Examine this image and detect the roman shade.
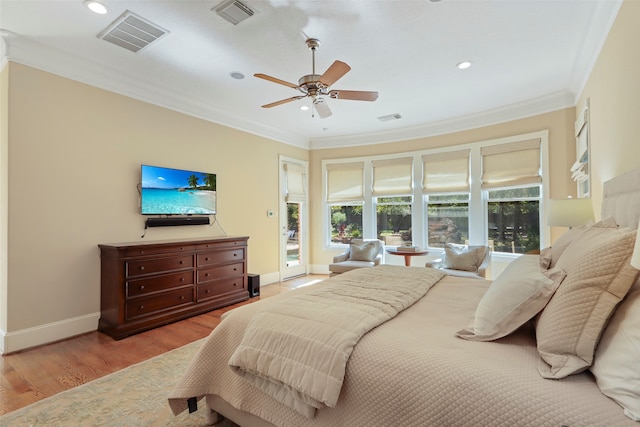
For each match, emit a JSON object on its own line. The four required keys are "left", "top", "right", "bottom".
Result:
{"left": 284, "top": 162, "right": 306, "bottom": 203}
{"left": 481, "top": 138, "right": 542, "bottom": 189}
{"left": 372, "top": 157, "right": 413, "bottom": 196}
{"left": 326, "top": 162, "right": 365, "bottom": 203}
{"left": 422, "top": 150, "right": 470, "bottom": 193}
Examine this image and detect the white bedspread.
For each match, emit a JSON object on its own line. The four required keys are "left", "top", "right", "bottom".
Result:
{"left": 227, "top": 265, "right": 446, "bottom": 417}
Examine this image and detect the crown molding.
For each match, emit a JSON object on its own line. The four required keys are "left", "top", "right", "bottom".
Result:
{"left": 309, "top": 90, "right": 575, "bottom": 149}
{"left": 0, "top": 32, "right": 310, "bottom": 149}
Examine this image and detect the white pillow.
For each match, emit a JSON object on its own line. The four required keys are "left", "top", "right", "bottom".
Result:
{"left": 456, "top": 255, "right": 565, "bottom": 341}
{"left": 442, "top": 243, "right": 487, "bottom": 272}
{"left": 590, "top": 285, "right": 640, "bottom": 421}
{"left": 349, "top": 241, "right": 378, "bottom": 262}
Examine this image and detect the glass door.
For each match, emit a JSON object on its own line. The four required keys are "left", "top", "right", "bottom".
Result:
{"left": 280, "top": 158, "right": 308, "bottom": 280}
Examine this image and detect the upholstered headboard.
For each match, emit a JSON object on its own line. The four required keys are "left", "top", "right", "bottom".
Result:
{"left": 602, "top": 167, "right": 640, "bottom": 229}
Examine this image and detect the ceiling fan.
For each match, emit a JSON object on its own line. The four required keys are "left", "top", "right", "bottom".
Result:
{"left": 254, "top": 38, "right": 379, "bottom": 118}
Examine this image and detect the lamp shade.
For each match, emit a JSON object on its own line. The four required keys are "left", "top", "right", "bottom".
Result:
{"left": 632, "top": 221, "right": 640, "bottom": 269}
{"left": 547, "top": 198, "right": 594, "bottom": 228}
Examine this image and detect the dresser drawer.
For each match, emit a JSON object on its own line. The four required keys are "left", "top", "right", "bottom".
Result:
{"left": 126, "top": 255, "right": 194, "bottom": 278}
{"left": 197, "top": 276, "right": 245, "bottom": 301}
{"left": 125, "top": 288, "right": 194, "bottom": 320}
{"left": 197, "top": 249, "right": 245, "bottom": 267}
{"left": 196, "top": 240, "right": 246, "bottom": 251}
{"left": 197, "top": 262, "right": 244, "bottom": 284}
{"left": 126, "top": 271, "right": 194, "bottom": 297}
{"left": 125, "top": 244, "right": 195, "bottom": 257}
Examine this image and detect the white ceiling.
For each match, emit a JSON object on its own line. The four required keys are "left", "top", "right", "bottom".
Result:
{"left": 0, "top": 0, "right": 622, "bottom": 149}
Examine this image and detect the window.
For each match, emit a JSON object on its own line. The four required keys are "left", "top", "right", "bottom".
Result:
{"left": 426, "top": 194, "right": 469, "bottom": 248}
{"left": 326, "top": 162, "right": 364, "bottom": 244}
{"left": 322, "top": 131, "right": 549, "bottom": 251}
{"left": 487, "top": 186, "right": 540, "bottom": 254}
{"left": 423, "top": 150, "right": 470, "bottom": 248}
{"left": 377, "top": 196, "right": 412, "bottom": 246}
{"left": 330, "top": 204, "right": 363, "bottom": 243}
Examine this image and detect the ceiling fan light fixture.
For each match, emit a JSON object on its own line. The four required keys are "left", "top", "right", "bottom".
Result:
{"left": 84, "top": 0, "right": 108, "bottom": 14}
{"left": 300, "top": 105, "right": 309, "bottom": 111}
{"left": 456, "top": 61, "right": 472, "bottom": 70}
{"left": 229, "top": 71, "right": 245, "bottom": 79}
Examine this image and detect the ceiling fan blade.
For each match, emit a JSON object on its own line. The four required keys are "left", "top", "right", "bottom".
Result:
{"left": 318, "top": 60, "right": 351, "bottom": 87}
{"left": 254, "top": 73, "right": 299, "bottom": 89}
{"left": 261, "top": 96, "right": 305, "bottom": 108}
{"left": 329, "top": 90, "right": 379, "bottom": 102}
{"left": 313, "top": 98, "right": 332, "bottom": 118}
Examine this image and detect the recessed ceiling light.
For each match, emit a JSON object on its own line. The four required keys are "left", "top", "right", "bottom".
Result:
{"left": 456, "top": 61, "right": 472, "bottom": 70}
{"left": 83, "top": 0, "right": 108, "bottom": 14}
{"left": 229, "top": 71, "right": 245, "bottom": 79}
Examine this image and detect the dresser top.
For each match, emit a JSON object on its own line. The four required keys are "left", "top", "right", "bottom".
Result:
{"left": 99, "top": 235, "right": 248, "bottom": 249}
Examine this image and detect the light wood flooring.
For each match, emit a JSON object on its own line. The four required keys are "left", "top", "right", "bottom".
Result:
{"left": 0, "top": 274, "right": 328, "bottom": 415}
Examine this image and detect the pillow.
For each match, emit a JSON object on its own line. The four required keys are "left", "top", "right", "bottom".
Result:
{"left": 536, "top": 227, "right": 639, "bottom": 379}
{"left": 349, "top": 241, "right": 378, "bottom": 262}
{"left": 442, "top": 244, "right": 487, "bottom": 272}
{"left": 590, "top": 286, "right": 640, "bottom": 421}
{"left": 456, "top": 255, "right": 566, "bottom": 341}
{"left": 543, "top": 218, "right": 617, "bottom": 269}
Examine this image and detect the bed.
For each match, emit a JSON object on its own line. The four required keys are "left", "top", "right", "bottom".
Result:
{"left": 169, "top": 167, "right": 640, "bottom": 426}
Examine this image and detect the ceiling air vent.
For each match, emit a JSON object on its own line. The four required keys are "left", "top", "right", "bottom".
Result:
{"left": 213, "top": 0, "right": 257, "bottom": 25}
{"left": 97, "top": 10, "right": 169, "bottom": 53}
{"left": 378, "top": 113, "right": 402, "bottom": 122}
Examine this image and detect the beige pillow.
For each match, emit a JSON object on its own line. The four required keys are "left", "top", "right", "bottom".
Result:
{"left": 457, "top": 255, "right": 565, "bottom": 341}
{"left": 543, "top": 218, "right": 618, "bottom": 269}
{"left": 536, "top": 227, "right": 639, "bottom": 379}
{"left": 442, "top": 244, "right": 486, "bottom": 272}
{"left": 590, "top": 285, "right": 640, "bottom": 421}
{"left": 349, "top": 241, "right": 378, "bottom": 262}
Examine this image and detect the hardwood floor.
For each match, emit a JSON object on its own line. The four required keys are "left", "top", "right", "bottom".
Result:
{"left": 0, "top": 274, "right": 328, "bottom": 415}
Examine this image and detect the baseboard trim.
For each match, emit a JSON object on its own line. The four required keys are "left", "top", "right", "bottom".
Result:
{"left": 1, "top": 312, "right": 100, "bottom": 354}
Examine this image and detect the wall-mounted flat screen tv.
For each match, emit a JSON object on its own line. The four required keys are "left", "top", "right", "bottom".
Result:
{"left": 141, "top": 164, "right": 217, "bottom": 215}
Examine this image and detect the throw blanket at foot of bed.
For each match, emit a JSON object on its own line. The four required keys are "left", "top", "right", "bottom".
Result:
{"left": 228, "top": 265, "right": 446, "bottom": 418}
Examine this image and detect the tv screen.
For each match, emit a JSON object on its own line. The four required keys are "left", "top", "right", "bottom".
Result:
{"left": 141, "top": 165, "right": 217, "bottom": 215}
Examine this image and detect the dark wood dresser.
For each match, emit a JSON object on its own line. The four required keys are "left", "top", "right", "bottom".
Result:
{"left": 98, "top": 236, "right": 249, "bottom": 339}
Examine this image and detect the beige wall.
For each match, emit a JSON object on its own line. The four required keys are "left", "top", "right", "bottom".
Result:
{"left": 309, "top": 108, "right": 577, "bottom": 266}
{"left": 577, "top": 0, "right": 640, "bottom": 215}
{"left": 2, "top": 63, "right": 306, "bottom": 349}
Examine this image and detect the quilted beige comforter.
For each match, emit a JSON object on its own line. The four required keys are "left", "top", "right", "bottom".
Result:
{"left": 169, "top": 266, "right": 635, "bottom": 426}
{"left": 228, "top": 266, "right": 445, "bottom": 418}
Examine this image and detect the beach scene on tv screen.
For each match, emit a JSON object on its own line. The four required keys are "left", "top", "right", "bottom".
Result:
{"left": 141, "top": 165, "right": 216, "bottom": 215}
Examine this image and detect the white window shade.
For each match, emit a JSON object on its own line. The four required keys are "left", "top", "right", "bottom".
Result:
{"left": 572, "top": 107, "right": 589, "bottom": 183}
{"left": 326, "top": 162, "right": 364, "bottom": 203}
{"left": 372, "top": 157, "right": 413, "bottom": 196}
{"left": 481, "top": 138, "right": 542, "bottom": 189}
{"left": 422, "top": 150, "right": 470, "bottom": 193}
{"left": 284, "top": 162, "right": 306, "bottom": 203}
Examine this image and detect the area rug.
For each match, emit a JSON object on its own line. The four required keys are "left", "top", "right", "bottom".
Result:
{"left": 0, "top": 339, "right": 236, "bottom": 427}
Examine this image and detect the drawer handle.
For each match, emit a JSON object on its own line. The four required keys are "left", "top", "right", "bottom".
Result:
{"left": 140, "top": 285, "right": 145, "bottom": 290}
{"left": 233, "top": 282, "right": 237, "bottom": 287}
{"left": 179, "top": 260, "right": 183, "bottom": 264}
{"left": 180, "top": 296, "right": 185, "bottom": 300}
{"left": 205, "top": 289, "right": 210, "bottom": 294}
{"left": 234, "top": 253, "right": 237, "bottom": 257}
{"left": 139, "top": 305, "right": 144, "bottom": 310}
{"left": 180, "top": 278, "right": 184, "bottom": 282}
{"left": 205, "top": 273, "right": 209, "bottom": 277}
{"left": 205, "top": 257, "right": 209, "bottom": 261}
{"left": 233, "top": 267, "right": 237, "bottom": 271}
{"left": 139, "top": 266, "right": 145, "bottom": 271}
